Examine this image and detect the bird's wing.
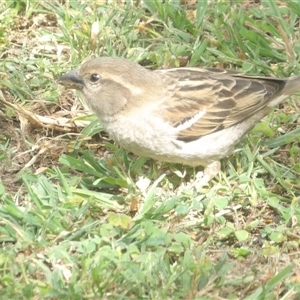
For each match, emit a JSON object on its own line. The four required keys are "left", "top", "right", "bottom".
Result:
{"left": 156, "top": 67, "right": 287, "bottom": 142}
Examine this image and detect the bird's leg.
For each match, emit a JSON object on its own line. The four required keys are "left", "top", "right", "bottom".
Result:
{"left": 194, "top": 161, "right": 221, "bottom": 190}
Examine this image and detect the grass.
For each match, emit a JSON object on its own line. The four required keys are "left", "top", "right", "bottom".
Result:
{"left": 1, "top": 0, "right": 300, "bottom": 298}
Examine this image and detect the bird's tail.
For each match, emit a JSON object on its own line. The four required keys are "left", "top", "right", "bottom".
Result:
{"left": 284, "top": 75, "right": 300, "bottom": 95}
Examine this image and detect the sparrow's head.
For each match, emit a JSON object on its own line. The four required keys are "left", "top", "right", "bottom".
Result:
{"left": 58, "top": 57, "right": 158, "bottom": 118}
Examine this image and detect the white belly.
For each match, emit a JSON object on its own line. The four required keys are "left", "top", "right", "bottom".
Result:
{"left": 101, "top": 112, "right": 252, "bottom": 167}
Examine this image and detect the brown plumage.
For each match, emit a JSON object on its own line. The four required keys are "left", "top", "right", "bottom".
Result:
{"left": 159, "top": 67, "right": 288, "bottom": 141}
{"left": 58, "top": 57, "right": 300, "bottom": 186}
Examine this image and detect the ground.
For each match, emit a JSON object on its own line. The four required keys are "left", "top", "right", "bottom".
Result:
{"left": 0, "top": 1, "right": 300, "bottom": 299}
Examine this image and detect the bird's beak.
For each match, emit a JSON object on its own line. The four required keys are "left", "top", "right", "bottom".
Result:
{"left": 57, "top": 69, "right": 84, "bottom": 90}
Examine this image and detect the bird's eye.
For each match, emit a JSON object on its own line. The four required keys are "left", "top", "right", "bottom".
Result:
{"left": 90, "top": 74, "right": 101, "bottom": 82}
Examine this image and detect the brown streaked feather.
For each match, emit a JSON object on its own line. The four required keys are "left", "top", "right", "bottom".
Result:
{"left": 156, "top": 68, "right": 287, "bottom": 142}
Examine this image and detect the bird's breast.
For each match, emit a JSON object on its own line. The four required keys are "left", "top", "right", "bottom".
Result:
{"left": 100, "top": 112, "right": 254, "bottom": 167}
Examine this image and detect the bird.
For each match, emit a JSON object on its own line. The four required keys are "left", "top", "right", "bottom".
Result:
{"left": 57, "top": 57, "right": 300, "bottom": 186}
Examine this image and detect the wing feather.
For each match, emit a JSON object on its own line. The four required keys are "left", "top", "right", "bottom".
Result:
{"left": 155, "top": 68, "right": 287, "bottom": 142}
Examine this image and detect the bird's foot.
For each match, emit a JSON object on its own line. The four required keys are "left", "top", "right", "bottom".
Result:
{"left": 193, "top": 161, "right": 221, "bottom": 190}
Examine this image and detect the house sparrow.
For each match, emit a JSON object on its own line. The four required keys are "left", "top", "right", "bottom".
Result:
{"left": 58, "top": 57, "right": 300, "bottom": 186}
